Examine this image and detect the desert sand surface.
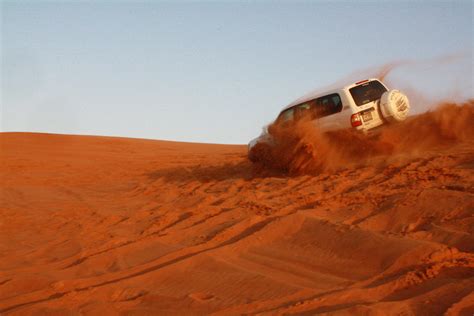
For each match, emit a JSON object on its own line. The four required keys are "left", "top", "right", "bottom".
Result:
{"left": 1, "top": 102, "right": 474, "bottom": 315}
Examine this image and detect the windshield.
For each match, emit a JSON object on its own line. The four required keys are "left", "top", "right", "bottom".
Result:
{"left": 349, "top": 80, "right": 387, "bottom": 106}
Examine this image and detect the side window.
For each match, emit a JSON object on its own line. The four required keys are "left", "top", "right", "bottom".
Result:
{"left": 278, "top": 102, "right": 313, "bottom": 123}
{"left": 278, "top": 94, "right": 342, "bottom": 123}
{"left": 279, "top": 108, "right": 294, "bottom": 122}
{"left": 314, "top": 94, "right": 342, "bottom": 118}
{"left": 294, "top": 102, "right": 312, "bottom": 120}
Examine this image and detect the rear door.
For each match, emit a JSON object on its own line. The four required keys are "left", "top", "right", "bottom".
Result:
{"left": 348, "top": 80, "right": 387, "bottom": 129}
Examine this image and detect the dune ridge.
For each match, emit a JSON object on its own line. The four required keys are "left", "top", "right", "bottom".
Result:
{"left": 0, "top": 103, "right": 473, "bottom": 315}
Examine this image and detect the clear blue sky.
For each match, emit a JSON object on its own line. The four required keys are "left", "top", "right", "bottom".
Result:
{"left": 1, "top": 0, "right": 472, "bottom": 144}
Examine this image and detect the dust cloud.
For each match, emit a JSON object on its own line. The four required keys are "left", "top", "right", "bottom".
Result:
{"left": 252, "top": 100, "right": 474, "bottom": 174}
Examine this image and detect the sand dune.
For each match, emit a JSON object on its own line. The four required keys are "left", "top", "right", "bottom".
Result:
{"left": 1, "top": 104, "right": 473, "bottom": 315}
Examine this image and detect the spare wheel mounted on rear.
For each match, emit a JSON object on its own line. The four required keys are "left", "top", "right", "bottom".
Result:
{"left": 380, "top": 89, "right": 410, "bottom": 122}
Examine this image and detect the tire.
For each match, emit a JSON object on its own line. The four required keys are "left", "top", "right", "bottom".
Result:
{"left": 380, "top": 90, "right": 410, "bottom": 122}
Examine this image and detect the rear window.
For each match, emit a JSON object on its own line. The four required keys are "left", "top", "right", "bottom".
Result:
{"left": 278, "top": 93, "right": 342, "bottom": 122}
{"left": 349, "top": 81, "right": 387, "bottom": 106}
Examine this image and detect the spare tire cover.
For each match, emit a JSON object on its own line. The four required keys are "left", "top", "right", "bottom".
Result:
{"left": 380, "top": 90, "right": 410, "bottom": 122}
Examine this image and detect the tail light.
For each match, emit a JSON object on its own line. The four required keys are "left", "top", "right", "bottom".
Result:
{"left": 351, "top": 113, "right": 362, "bottom": 127}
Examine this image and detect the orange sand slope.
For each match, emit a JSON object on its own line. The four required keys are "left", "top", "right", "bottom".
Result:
{"left": 0, "top": 131, "right": 473, "bottom": 315}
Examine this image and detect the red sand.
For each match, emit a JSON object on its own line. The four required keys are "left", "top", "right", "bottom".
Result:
{"left": 1, "top": 103, "right": 473, "bottom": 315}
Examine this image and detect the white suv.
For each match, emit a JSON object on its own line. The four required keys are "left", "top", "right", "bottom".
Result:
{"left": 248, "top": 78, "right": 410, "bottom": 161}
